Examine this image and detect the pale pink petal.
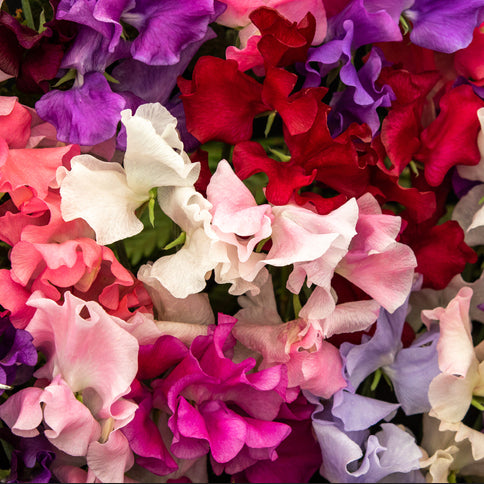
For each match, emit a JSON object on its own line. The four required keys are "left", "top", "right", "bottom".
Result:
{"left": 87, "top": 430, "right": 134, "bottom": 483}
{"left": 26, "top": 291, "right": 139, "bottom": 419}
{"left": 0, "top": 387, "right": 43, "bottom": 437}
{"left": 266, "top": 199, "right": 358, "bottom": 268}
{"left": 422, "top": 287, "right": 475, "bottom": 377}
{"left": 429, "top": 372, "right": 477, "bottom": 424}
{"left": 336, "top": 194, "right": 417, "bottom": 313}
{"left": 316, "top": 299, "right": 381, "bottom": 339}
{"left": 138, "top": 262, "right": 215, "bottom": 325}
{"left": 207, "top": 160, "right": 273, "bottom": 262}
{"left": 235, "top": 275, "right": 283, "bottom": 326}
{"left": 42, "top": 377, "right": 101, "bottom": 456}
{"left": 287, "top": 341, "right": 346, "bottom": 398}
{"left": 336, "top": 243, "right": 416, "bottom": 313}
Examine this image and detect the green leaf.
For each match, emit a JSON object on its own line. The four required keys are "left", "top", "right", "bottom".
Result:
{"left": 123, "top": 203, "right": 173, "bottom": 267}
{"left": 103, "top": 71, "right": 120, "bottom": 84}
{"left": 370, "top": 368, "right": 383, "bottom": 391}
{"left": 399, "top": 14, "right": 411, "bottom": 36}
{"left": 269, "top": 147, "right": 291, "bottom": 162}
{"left": 38, "top": 9, "right": 47, "bottom": 32}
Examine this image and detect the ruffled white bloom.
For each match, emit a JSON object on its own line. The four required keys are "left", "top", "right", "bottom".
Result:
{"left": 59, "top": 103, "right": 199, "bottom": 245}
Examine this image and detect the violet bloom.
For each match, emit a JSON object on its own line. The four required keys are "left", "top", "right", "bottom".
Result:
{"left": 0, "top": 314, "right": 37, "bottom": 394}
{"left": 403, "top": 0, "right": 484, "bottom": 53}
{"left": 327, "top": 48, "right": 395, "bottom": 136}
{"left": 303, "top": 0, "right": 407, "bottom": 87}
{"left": 152, "top": 315, "right": 291, "bottom": 476}
{"left": 0, "top": 430, "right": 55, "bottom": 484}
{"left": 35, "top": 0, "right": 224, "bottom": 146}
{"left": 307, "top": 390, "right": 425, "bottom": 483}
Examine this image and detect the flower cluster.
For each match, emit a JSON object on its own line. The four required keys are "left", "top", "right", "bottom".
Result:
{"left": 1, "top": 0, "right": 484, "bottom": 482}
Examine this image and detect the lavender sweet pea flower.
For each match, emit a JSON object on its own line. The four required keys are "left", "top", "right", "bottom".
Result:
{"left": 0, "top": 314, "right": 37, "bottom": 394}
{"left": 404, "top": 0, "right": 484, "bottom": 53}
{"left": 307, "top": 390, "right": 424, "bottom": 483}
{"left": 341, "top": 286, "right": 440, "bottom": 415}
{"left": 35, "top": 72, "right": 126, "bottom": 145}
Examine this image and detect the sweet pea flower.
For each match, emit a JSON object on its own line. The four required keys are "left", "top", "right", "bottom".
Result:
{"left": 307, "top": 390, "right": 425, "bottom": 483}
{"left": 152, "top": 315, "right": 291, "bottom": 476}
{"left": 422, "top": 286, "right": 484, "bottom": 463}
{"left": 0, "top": 291, "right": 140, "bottom": 481}
{"left": 234, "top": 276, "right": 347, "bottom": 398}
{"left": 59, "top": 103, "right": 200, "bottom": 245}
{"left": 420, "top": 414, "right": 484, "bottom": 482}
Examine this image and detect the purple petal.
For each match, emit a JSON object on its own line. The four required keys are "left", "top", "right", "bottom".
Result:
{"left": 128, "top": 0, "right": 220, "bottom": 65}
{"left": 332, "top": 391, "right": 399, "bottom": 432}
{"left": 61, "top": 26, "right": 129, "bottom": 74}
{"left": 35, "top": 72, "right": 126, "bottom": 145}
{"left": 406, "top": 0, "right": 484, "bottom": 53}
{"left": 385, "top": 328, "right": 440, "bottom": 415}
{"left": 340, "top": 298, "right": 407, "bottom": 390}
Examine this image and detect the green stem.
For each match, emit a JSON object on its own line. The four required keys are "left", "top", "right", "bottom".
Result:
{"left": 21, "top": 0, "right": 35, "bottom": 30}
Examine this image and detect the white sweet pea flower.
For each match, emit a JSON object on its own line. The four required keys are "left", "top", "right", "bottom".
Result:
{"left": 59, "top": 103, "right": 200, "bottom": 245}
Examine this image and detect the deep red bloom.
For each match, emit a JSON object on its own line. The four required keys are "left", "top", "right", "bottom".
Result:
{"left": 415, "top": 84, "right": 484, "bottom": 186}
{"left": 378, "top": 67, "right": 440, "bottom": 176}
{"left": 233, "top": 140, "right": 316, "bottom": 205}
{"left": 454, "top": 22, "right": 484, "bottom": 86}
{"left": 250, "top": 6, "right": 316, "bottom": 69}
{"left": 0, "top": 10, "right": 76, "bottom": 93}
{"left": 402, "top": 220, "right": 477, "bottom": 290}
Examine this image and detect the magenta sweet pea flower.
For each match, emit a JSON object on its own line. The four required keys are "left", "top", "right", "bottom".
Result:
{"left": 152, "top": 315, "right": 291, "bottom": 475}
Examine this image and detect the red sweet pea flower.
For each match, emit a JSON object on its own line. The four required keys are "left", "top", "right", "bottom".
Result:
{"left": 251, "top": 6, "right": 316, "bottom": 69}
{"left": 378, "top": 67, "right": 441, "bottom": 176}
{"left": 415, "top": 84, "right": 484, "bottom": 187}
{"left": 454, "top": 22, "right": 484, "bottom": 86}
{"left": 0, "top": 10, "right": 76, "bottom": 93}
{"left": 402, "top": 220, "right": 477, "bottom": 290}
{"left": 178, "top": 56, "right": 269, "bottom": 144}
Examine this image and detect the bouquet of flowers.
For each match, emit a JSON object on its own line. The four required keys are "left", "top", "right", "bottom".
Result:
{"left": 1, "top": 0, "right": 484, "bottom": 481}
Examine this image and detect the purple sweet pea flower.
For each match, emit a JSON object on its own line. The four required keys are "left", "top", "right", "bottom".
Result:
{"left": 2, "top": 432, "right": 56, "bottom": 484}
{"left": 35, "top": 71, "right": 126, "bottom": 145}
{"left": 404, "top": 0, "right": 484, "bottom": 53}
{"left": 303, "top": 0, "right": 407, "bottom": 88}
{"left": 0, "top": 314, "right": 37, "bottom": 394}
{"left": 328, "top": 47, "right": 395, "bottom": 136}
{"left": 60, "top": 26, "right": 130, "bottom": 74}
{"left": 152, "top": 315, "right": 291, "bottom": 476}
{"left": 307, "top": 390, "right": 425, "bottom": 483}
{"left": 56, "top": 0, "right": 223, "bottom": 66}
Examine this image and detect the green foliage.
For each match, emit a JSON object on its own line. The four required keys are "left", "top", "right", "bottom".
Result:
{"left": 122, "top": 202, "right": 174, "bottom": 268}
